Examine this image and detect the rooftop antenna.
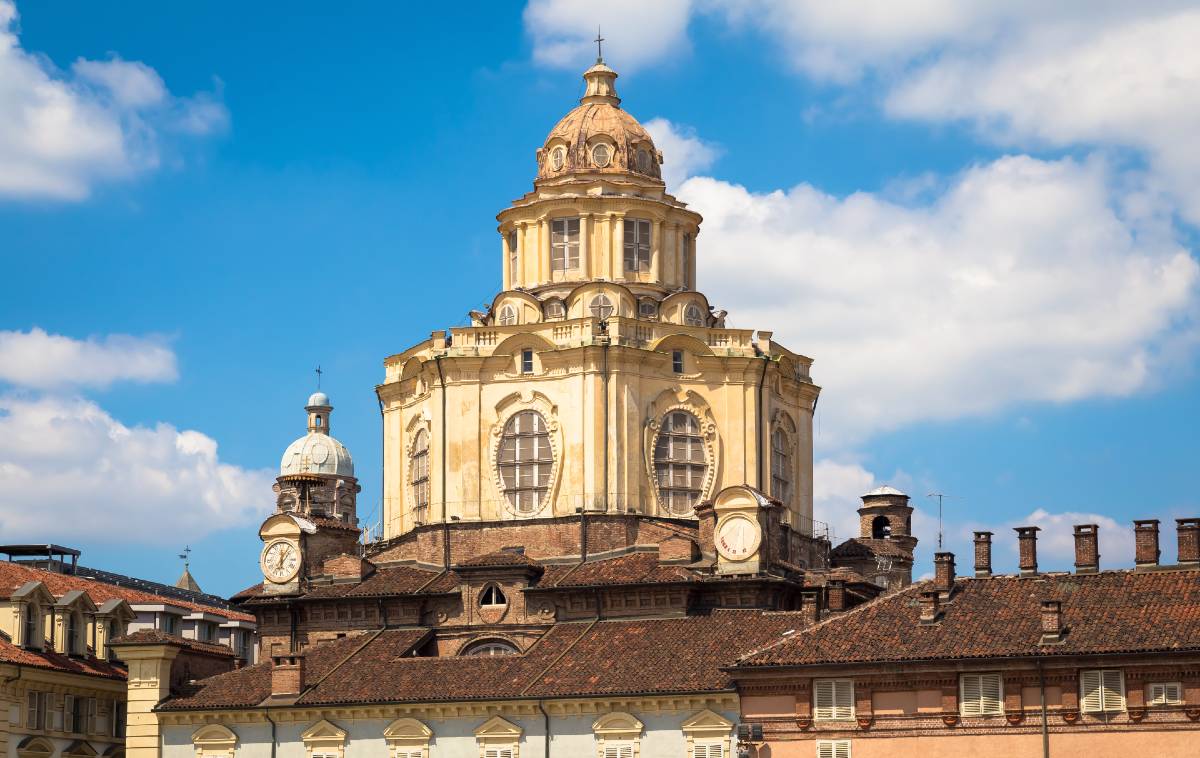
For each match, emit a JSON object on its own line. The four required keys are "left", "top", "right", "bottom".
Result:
{"left": 178, "top": 545, "right": 192, "bottom": 572}
{"left": 926, "top": 493, "right": 956, "bottom": 550}
{"left": 594, "top": 26, "right": 605, "bottom": 64}
{"left": 315, "top": 365, "right": 323, "bottom": 389}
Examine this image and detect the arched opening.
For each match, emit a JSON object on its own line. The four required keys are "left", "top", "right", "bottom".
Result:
{"left": 497, "top": 304, "right": 517, "bottom": 326}
{"left": 872, "top": 515, "right": 891, "bottom": 539}
{"left": 497, "top": 410, "right": 552, "bottom": 515}
{"left": 480, "top": 584, "right": 507, "bottom": 607}
{"left": 654, "top": 411, "right": 707, "bottom": 516}
{"left": 770, "top": 426, "right": 792, "bottom": 504}
{"left": 462, "top": 638, "right": 518, "bottom": 656}
{"left": 409, "top": 429, "right": 430, "bottom": 524}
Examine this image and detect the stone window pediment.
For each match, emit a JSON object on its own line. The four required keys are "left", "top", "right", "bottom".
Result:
{"left": 384, "top": 717, "right": 432, "bottom": 758}
{"left": 475, "top": 715, "right": 522, "bottom": 758}
{"left": 301, "top": 719, "right": 347, "bottom": 758}
{"left": 192, "top": 724, "right": 238, "bottom": 758}
{"left": 593, "top": 712, "right": 643, "bottom": 758}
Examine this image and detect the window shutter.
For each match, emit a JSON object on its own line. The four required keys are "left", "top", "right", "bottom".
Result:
{"left": 1150, "top": 682, "right": 1182, "bottom": 705}
{"left": 960, "top": 675, "right": 982, "bottom": 716}
{"left": 1080, "top": 670, "right": 1104, "bottom": 713}
{"left": 835, "top": 742, "right": 851, "bottom": 758}
{"left": 1101, "top": 670, "right": 1125, "bottom": 711}
{"left": 26, "top": 691, "right": 38, "bottom": 729}
{"left": 814, "top": 680, "right": 834, "bottom": 720}
{"left": 981, "top": 674, "right": 1003, "bottom": 715}
{"left": 815, "top": 679, "right": 854, "bottom": 720}
{"left": 833, "top": 680, "right": 854, "bottom": 720}
{"left": 817, "top": 741, "right": 850, "bottom": 758}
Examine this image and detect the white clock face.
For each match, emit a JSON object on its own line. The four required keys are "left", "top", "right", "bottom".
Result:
{"left": 715, "top": 515, "right": 762, "bottom": 561}
{"left": 261, "top": 539, "right": 300, "bottom": 583}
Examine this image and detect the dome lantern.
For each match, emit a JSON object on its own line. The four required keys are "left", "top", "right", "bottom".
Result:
{"left": 580, "top": 62, "right": 620, "bottom": 106}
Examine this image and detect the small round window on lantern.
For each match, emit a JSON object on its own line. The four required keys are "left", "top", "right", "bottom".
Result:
{"left": 590, "top": 294, "right": 615, "bottom": 320}
{"left": 550, "top": 146, "right": 565, "bottom": 171}
{"left": 592, "top": 143, "right": 611, "bottom": 168}
{"left": 636, "top": 148, "right": 651, "bottom": 173}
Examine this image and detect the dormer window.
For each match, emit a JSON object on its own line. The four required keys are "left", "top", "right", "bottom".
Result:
{"left": 684, "top": 303, "right": 704, "bottom": 327}
{"left": 498, "top": 305, "right": 517, "bottom": 326}
{"left": 591, "top": 143, "right": 611, "bottom": 167}
{"left": 551, "top": 218, "right": 580, "bottom": 272}
{"left": 66, "top": 611, "right": 82, "bottom": 655}
{"left": 623, "top": 219, "right": 650, "bottom": 273}
{"left": 480, "top": 585, "right": 507, "bottom": 607}
{"left": 22, "top": 603, "right": 39, "bottom": 649}
{"left": 638, "top": 300, "right": 658, "bottom": 319}
{"left": 545, "top": 300, "right": 565, "bottom": 319}
{"left": 590, "top": 294, "right": 614, "bottom": 320}
{"left": 163, "top": 613, "right": 179, "bottom": 635}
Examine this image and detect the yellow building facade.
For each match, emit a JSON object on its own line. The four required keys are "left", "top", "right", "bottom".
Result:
{"left": 378, "top": 61, "right": 820, "bottom": 538}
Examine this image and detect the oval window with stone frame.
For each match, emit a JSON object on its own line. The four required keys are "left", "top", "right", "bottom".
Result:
{"left": 550, "top": 145, "right": 565, "bottom": 171}
{"left": 592, "top": 143, "right": 611, "bottom": 168}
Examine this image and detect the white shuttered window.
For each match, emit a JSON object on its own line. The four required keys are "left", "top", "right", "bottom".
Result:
{"left": 813, "top": 679, "right": 854, "bottom": 721}
{"left": 1080, "top": 669, "right": 1125, "bottom": 712}
{"left": 960, "top": 673, "right": 1004, "bottom": 716}
{"left": 816, "top": 740, "right": 851, "bottom": 758}
{"left": 1149, "top": 682, "right": 1183, "bottom": 706}
{"left": 483, "top": 750, "right": 515, "bottom": 758}
{"left": 694, "top": 743, "right": 725, "bottom": 758}
{"left": 603, "top": 744, "right": 634, "bottom": 758}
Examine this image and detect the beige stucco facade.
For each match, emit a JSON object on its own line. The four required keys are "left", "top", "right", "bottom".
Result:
{"left": 378, "top": 62, "right": 820, "bottom": 540}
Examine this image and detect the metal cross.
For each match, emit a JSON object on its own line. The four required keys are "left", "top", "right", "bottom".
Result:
{"left": 178, "top": 545, "right": 192, "bottom": 568}
{"left": 595, "top": 27, "right": 605, "bottom": 63}
{"left": 315, "top": 364, "right": 323, "bottom": 389}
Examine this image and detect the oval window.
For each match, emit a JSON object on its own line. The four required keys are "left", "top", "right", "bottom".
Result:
{"left": 590, "top": 293, "right": 615, "bottom": 320}
{"left": 684, "top": 303, "right": 704, "bottom": 326}
{"left": 592, "top": 143, "right": 611, "bottom": 168}
{"left": 497, "top": 410, "right": 552, "bottom": 514}
{"left": 550, "top": 146, "right": 565, "bottom": 171}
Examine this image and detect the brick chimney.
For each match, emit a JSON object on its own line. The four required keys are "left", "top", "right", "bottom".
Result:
{"left": 1134, "top": 520, "right": 1161, "bottom": 567}
{"left": 1015, "top": 526, "right": 1040, "bottom": 576}
{"left": 934, "top": 552, "right": 955, "bottom": 595}
{"left": 1177, "top": 519, "right": 1200, "bottom": 567}
{"left": 802, "top": 589, "right": 821, "bottom": 625}
{"left": 1073, "top": 524, "right": 1099, "bottom": 573}
{"left": 1040, "top": 600, "right": 1064, "bottom": 644}
{"left": 826, "top": 579, "right": 847, "bottom": 612}
{"left": 919, "top": 590, "right": 942, "bottom": 624}
{"left": 973, "top": 531, "right": 993, "bottom": 577}
{"left": 271, "top": 651, "right": 305, "bottom": 697}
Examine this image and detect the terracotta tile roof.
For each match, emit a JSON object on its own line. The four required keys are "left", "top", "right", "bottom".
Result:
{"left": 0, "top": 561, "right": 253, "bottom": 622}
{"left": 456, "top": 551, "right": 541, "bottom": 569}
{"left": 236, "top": 566, "right": 458, "bottom": 603}
{"left": 543, "top": 552, "right": 697, "bottom": 587}
{"left": 831, "top": 538, "right": 912, "bottom": 560}
{"left": 160, "top": 610, "right": 810, "bottom": 710}
{"left": 0, "top": 637, "right": 126, "bottom": 680}
{"left": 739, "top": 568, "right": 1200, "bottom": 668}
{"left": 110, "top": 630, "right": 236, "bottom": 658}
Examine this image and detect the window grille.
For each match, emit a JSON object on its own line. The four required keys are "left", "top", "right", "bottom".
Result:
{"left": 498, "top": 305, "right": 517, "bottom": 326}
{"left": 1080, "top": 669, "right": 1125, "bottom": 713}
{"left": 960, "top": 673, "right": 1003, "bottom": 716}
{"left": 684, "top": 303, "right": 704, "bottom": 326}
{"left": 590, "top": 294, "right": 614, "bottom": 320}
{"left": 813, "top": 679, "right": 855, "bottom": 721}
{"left": 551, "top": 217, "right": 580, "bottom": 271}
{"left": 498, "top": 411, "right": 552, "bottom": 514}
{"left": 770, "top": 427, "right": 792, "bottom": 504}
{"left": 1149, "top": 682, "right": 1182, "bottom": 706}
{"left": 410, "top": 430, "right": 430, "bottom": 524}
{"left": 654, "top": 411, "right": 706, "bottom": 515}
{"left": 623, "top": 218, "right": 651, "bottom": 272}
{"left": 816, "top": 741, "right": 851, "bottom": 758}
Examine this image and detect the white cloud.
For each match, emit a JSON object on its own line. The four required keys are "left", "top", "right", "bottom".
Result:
{"left": 1005, "top": 508, "right": 1134, "bottom": 569}
{"left": 681, "top": 154, "right": 1199, "bottom": 444}
{"left": 0, "top": 394, "right": 272, "bottom": 543}
{"left": 524, "top": 0, "right": 693, "bottom": 71}
{"left": 0, "top": 328, "right": 178, "bottom": 390}
{"left": 0, "top": 0, "right": 228, "bottom": 201}
{"left": 643, "top": 118, "right": 719, "bottom": 188}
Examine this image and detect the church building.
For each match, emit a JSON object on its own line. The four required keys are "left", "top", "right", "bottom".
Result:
{"left": 116, "top": 57, "right": 914, "bottom": 758}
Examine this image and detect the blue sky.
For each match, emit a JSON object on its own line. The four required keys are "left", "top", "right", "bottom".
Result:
{"left": 1, "top": 1, "right": 1198, "bottom": 596}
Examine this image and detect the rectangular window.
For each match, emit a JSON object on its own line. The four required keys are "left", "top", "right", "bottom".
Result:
{"left": 87, "top": 697, "right": 97, "bottom": 734}
{"left": 163, "top": 614, "right": 178, "bottom": 635}
{"left": 112, "top": 700, "right": 127, "bottom": 738}
{"left": 521, "top": 349, "right": 534, "bottom": 374}
{"left": 682, "top": 232, "right": 693, "bottom": 289}
{"left": 672, "top": 350, "right": 684, "bottom": 374}
{"left": 813, "top": 679, "right": 855, "bottom": 721}
{"left": 623, "top": 218, "right": 651, "bottom": 273}
{"left": 960, "top": 673, "right": 1004, "bottom": 716}
{"left": 816, "top": 741, "right": 851, "bottom": 758}
{"left": 693, "top": 744, "right": 725, "bottom": 758}
{"left": 64, "top": 694, "right": 86, "bottom": 733}
{"left": 1081, "top": 669, "right": 1125, "bottom": 713}
{"left": 602, "top": 744, "right": 634, "bottom": 758}
{"left": 23, "top": 605, "right": 38, "bottom": 648}
{"left": 1149, "top": 682, "right": 1183, "bottom": 706}
{"left": 27, "top": 691, "right": 46, "bottom": 730}
{"left": 508, "top": 230, "right": 518, "bottom": 267}
{"left": 483, "top": 749, "right": 515, "bottom": 758}
{"left": 551, "top": 217, "right": 580, "bottom": 271}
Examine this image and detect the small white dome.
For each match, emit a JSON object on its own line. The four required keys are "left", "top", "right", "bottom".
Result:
{"left": 280, "top": 432, "right": 354, "bottom": 478}
{"left": 863, "top": 485, "right": 908, "bottom": 498}
{"left": 306, "top": 391, "right": 331, "bottom": 408}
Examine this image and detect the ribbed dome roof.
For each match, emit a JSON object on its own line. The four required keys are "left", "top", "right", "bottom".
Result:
{"left": 280, "top": 432, "right": 354, "bottom": 478}
{"left": 538, "top": 63, "right": 662, "bottom": 183}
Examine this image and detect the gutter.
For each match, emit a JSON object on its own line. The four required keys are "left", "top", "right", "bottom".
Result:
{"left": 264, "top": 710, "right": 277, "bottom": 758}
{"left": 537, "top": 700, "right": 551, "bottom": 758}
{"left": 1038, "top": 657, "right": 1049, "bottom": 758}
{"left": 725, "top": 647, "right": 1200, "bottom": 674}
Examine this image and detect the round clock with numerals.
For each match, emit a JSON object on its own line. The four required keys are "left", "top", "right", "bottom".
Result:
{"left": 715, "top": 514, "right": 762, "bottom": 562}
{"left": 260, "top": 538, "right": 300, "bottom": 583}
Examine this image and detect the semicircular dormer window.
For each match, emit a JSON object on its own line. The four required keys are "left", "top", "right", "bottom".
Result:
{"left": 638, "top": 300, "right": 658, "bottom": 319}
{"left": 684, "top": 303, "right": 705, "bottom": 327}
{"left": 498, "top": 304, "right": 517, "bottom": 326}
{"left": 462, "top": 639, "right": 518, "bottom": 656}
{"left": 545, "top": 300, "right": 565, "bottom": 319}
{"left": 590, "top": 293, "right": 615, "bottom": 320}
{"left": 480, "top": 584, "right": 507, "bottom": 606}
{"left": 592, "top": 143, "right": 611, "bottom": 168}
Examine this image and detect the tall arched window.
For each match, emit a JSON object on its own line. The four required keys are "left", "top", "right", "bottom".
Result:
{"left": 770, "top": 427, "right": 792, "bottom": 504}
{"left": 590, "top": 294, "right": 614, "bottom": 320}
{"left": 654, "top": 411, "right": 707, "bottom": 516}
{"left": 684, "top": 303, "right": 704, "bottom": 326}
{"left": 410, "top": 430, "right": 430, "bottom": 524}
{"left": 498, "top": 411, "right": 552, "bottom": 514}
{"left": 497, "top": 304, "right": 517, "bottom": 326}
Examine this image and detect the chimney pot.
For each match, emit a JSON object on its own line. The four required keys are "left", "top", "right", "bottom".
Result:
{"left": 1040, "top": 599, "right": 1065, "bottom": 644}
{"left": 1015, "top": 526, "right": 1040, "bottom": 576}
{"left": 1133, "top": 520, "right": 1161, "bottom": 567}
{"left": 919, "top": 590, "right": 942, "bottom": 623}
{"left": 973, "top": 531, "right": 993, "bottom": 577}
{"left": 934, "top": 552, "right": 956, "bottom": 594}
{"left": 826, "top": 579, "right": 847, "bottom": 612}
{"left": 1073, "top": 524, "right": 1100, "bottom": 573}
{"left": 1177, "top": 519, "right": 1200, "bottom": 566}
{"left": 270, "top": 651, "right": 305, "bottom": 697}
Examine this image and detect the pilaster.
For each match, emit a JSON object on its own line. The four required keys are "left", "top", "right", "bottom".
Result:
{"left": 115, "top": 642, "right": 181, "bottom": 758}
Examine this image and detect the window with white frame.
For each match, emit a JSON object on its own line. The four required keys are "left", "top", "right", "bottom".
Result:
{"left": 601, "top": 744, "right": 633, "bottom": 758}
{"left": 545, "top": 300, "right": 565, "bottom": 319}
{"left": 551, "top": 217, "right": 580, "bottom": 271}
{"left": 816, "top": 741, "right": 851, "bottom": 758}
{"left": 26, "top": 691, "right": 47, "bottom": 729}
{"left": 813, "top": 679, "right": 855, "bottom": 721}
{"left": 1080, "top": 669, "right": 1125, "bottom": 713}
{"left": 1149, "top": 682, "right": 1183, "bottom": 706}
{"left": 483, "top": 749, "right": 515, "bottom": 758}
{"left": 684, "top": 303, "right": 704, "bottom": 326}
{"left": 480, "top": 585, "right": 507, "bottom": 606}
{"left": 498, "top": 304, "right": 517, "bottom": 326}
{"left": 497, "top": 410, "right": 552, "bottom": 514}
{"left": 960, "top": 673, "right": 1003, "bottom": 716}
{"left": 520, "top": 349, "right": 534, "bottom": 375}
{"left": 654, "top": 411, "right": 707, "bottom": 515}
{"left": 693, "top": 743, "right": 725, "bottom": 758}
{"left": 770, "top": 426, "right": 792, "bottom": 504}
{"left": 623, "top": 218, "right": 650, "bottom": 273}
{"left": 409, "top": 429, "right": 430, "bottom": 524}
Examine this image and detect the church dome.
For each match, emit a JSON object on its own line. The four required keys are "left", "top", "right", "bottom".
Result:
{"left": 280, "top": 432, "right": 355, "bottom": 478}
{"left": 537, "top": 62, "right": 663, "bottom": 183}
{"left": 306, "top": 391, "right": 331, "bottom": 408}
